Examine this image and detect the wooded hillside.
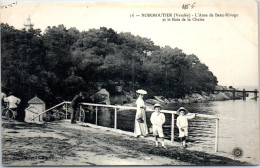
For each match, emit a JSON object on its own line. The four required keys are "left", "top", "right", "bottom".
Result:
{"left": 1, "top": 23, "right": 218, "bottom": 107}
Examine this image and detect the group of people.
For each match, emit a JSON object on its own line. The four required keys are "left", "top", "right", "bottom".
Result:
{"left": 134, "top": 89, "right": 196, "bottom": 148}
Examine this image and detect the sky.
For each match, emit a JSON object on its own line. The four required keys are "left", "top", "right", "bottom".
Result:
{"left": 0, "top": 0, "right": 258, "bottom": 89}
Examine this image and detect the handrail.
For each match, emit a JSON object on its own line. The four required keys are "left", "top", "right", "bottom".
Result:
{"left": 31, "top": 102, "right": 65, "bottom": 121}
{"left": 31, "top": 101, "right": 218, "bottom": 121}
{"left": 65, "top": 101, "right": 218, "bottom": 119}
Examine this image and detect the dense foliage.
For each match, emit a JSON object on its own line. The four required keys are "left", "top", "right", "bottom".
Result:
{"left": 1, "top": 23, "right": 218, "bottom": 109}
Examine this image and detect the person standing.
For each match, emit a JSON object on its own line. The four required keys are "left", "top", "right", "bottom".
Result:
{"left": 176, "top": 107, "right": 196, "bottom": 148}
{"left": 4, "top": 92, "right": 21, "bottom": 120}
{"left": 70, "top": 92, "right": 87, "bottom": 124}
{"left": 150, "top": 103, "right": 166, "bottom": 148}
{"left": 134, "top": 89, "right": 148, "bottom": 137}
{"left": 1, "top": 92, "right": 7, "bottom": 109}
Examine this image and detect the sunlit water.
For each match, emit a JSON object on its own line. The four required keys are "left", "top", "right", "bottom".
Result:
{"left": 85, "top": 97, "right": 259, "bottom": 164}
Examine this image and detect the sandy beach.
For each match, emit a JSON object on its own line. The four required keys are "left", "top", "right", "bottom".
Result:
{"left": 1, "top": 119, "right": 251, "bottom": 166}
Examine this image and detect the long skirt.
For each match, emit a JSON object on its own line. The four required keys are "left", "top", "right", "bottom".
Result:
{"left": 134, "top": 108, "right": 148, "bottom": 137}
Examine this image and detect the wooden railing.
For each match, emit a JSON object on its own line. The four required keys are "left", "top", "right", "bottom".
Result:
{"left": 32, "top": 101, "right": 219, "bottom": 152}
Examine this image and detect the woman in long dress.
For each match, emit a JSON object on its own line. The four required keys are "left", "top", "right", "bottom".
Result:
{"left": 134, "top": 89, "right": 148, "bottom": 137}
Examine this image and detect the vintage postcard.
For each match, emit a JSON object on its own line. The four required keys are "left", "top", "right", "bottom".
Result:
{"left": 0, "top": 0, "right": 258, "bottom": 166}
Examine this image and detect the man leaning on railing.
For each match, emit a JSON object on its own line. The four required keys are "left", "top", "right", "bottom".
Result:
{"left": 70, "top": 92, "right": 89, "bottom": 124}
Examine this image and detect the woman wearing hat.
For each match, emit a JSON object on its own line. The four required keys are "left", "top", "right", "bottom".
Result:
{"left": 134, "top": 89, "right": 148, "bottom": 137}
{"left": 176, "top": 107, "right": 196, "bottom": 148}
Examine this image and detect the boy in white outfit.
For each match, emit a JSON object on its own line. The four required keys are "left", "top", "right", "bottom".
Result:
{"left": 150, "top": 103, "right": 166, "bottom": 149}
{"left": 176, "top": 107, "right": 196, "bottom": 148}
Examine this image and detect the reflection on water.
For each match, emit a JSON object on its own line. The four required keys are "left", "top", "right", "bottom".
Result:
{"left": 85, "top": 99, "right": 259, "bottom": 164}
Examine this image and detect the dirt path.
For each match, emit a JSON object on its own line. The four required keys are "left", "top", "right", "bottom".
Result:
{"left": 1, "top": 120, "right": 250, "bottom": 166}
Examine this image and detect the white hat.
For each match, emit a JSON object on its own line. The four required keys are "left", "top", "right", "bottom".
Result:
{"left": 154, "top": 103, "right": 161, "bottom": 109}
{"left": 177, "top": 107, "right": 188, "bottom": 115}
{"left": 136, "top": 89, "right": 147, "bottom": 95}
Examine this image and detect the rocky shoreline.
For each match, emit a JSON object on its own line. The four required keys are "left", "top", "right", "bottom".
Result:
{"left": 118, "top": 91, "right": 243, "bottom": 110}
{"left": 93, "top": 86, "right": 245, "bottom": 106}
{"left": 111, "top": 90, "right": 244, "bottom": 106}
{"left": 145, "top": 91, "right": 243, "bottom": 105}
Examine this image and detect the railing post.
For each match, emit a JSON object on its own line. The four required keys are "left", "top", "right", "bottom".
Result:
{"left": 114, "top": 108, "right": 117, "bottom": 129}
{"left": 95, "top": 106, "right": 98, "bottom": 125}
{"left": 171, "top": 113, "right": 175, "bottom": 143}
{"left": 215, "top": 118, "right": 219, "bottom": 152}
{"left": 254, "top": 89, "right": 257, "bottom": 101}
{"left": 79, "top": 104, "right": 82, "bottom": 122}
{"left": 243, "top": 89, "right": 246, "bottom": 100}
{"left": 65, "top": 103, "right": 68, "bottom": 119}
{"left": 232, "top": 89, "right": 235, "bottom": 100}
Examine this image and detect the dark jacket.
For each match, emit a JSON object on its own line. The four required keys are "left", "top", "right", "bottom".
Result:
{"left": 71, "top": 95, "right": 84, "bottom": 109}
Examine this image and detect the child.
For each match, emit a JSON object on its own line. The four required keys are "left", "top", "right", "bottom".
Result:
{"left": 150, "top": 103, "right": 166, "bottom": 149}
{"left": 176, "top": 107, "right": 196, "bottom": 148}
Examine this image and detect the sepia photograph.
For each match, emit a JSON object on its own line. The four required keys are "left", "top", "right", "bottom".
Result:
{"left": 0, "top": 0, "right": 259, "bottom": 166}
